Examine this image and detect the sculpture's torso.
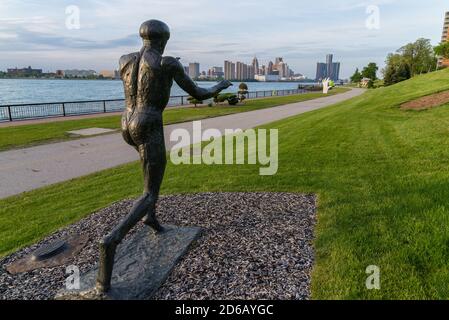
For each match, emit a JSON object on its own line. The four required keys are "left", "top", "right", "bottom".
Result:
{"left": 119, "top": 48, "right": 177, "bottom": 147}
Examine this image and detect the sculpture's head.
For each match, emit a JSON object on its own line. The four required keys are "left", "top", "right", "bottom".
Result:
{"left": 139, "top": 20, "right": 170, "bottom": 53}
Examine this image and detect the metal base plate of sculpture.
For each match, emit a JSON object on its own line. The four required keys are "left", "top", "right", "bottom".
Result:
{"left": 56, "top": 19, "right": 231, "bottom": 299}
{"left": 56, "top": 225, "right": 201, "bottom": 300}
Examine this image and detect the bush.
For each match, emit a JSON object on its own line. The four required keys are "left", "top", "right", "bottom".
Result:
{"left": 213, "top": 92, "right": 239, "bottom": 106}
{"left": 187, "top": 96, "right": 203, "bottom": 107}
{"left": 303, "top": 85, "right": 322, "bottom": 92}
{"left": 214, "top": 93, "right": 235, "bottom": 104}
{"left": 227, "top": 95, "right": 239, "bottom": 105}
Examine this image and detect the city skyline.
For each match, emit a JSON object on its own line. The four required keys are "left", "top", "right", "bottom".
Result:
{"left": 316, "top": 54, "right": 341, "bottom": 81}
{"left": 0, "top": 1, "right": 447, "bottom": 78}
{"left": 0, "top": 54, "right": 303, "bottom": 81}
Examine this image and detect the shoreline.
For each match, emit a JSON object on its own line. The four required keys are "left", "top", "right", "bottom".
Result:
{"left": 0, "top": 77, "right": 317, "bottom": 83}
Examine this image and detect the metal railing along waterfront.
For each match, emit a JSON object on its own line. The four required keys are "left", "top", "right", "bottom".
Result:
{"left": 0, "top": 88, "right": 307, "bottom": 122}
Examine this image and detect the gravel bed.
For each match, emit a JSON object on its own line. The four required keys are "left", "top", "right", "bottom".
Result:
{"left": 0, "top": 192, "right": 316, "bottom": 300}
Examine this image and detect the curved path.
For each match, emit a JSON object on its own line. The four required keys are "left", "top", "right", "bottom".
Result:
{"left": 0, "top": 88, "right": 364, "bottom": 199}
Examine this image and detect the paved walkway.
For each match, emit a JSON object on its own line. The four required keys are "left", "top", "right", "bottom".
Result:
{"left": 0, "top": 88, "right": 364, "bottom": 199}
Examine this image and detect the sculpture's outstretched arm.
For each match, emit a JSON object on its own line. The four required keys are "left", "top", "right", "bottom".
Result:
{"left": 169, "top": 58, "right": 232, "bottom": 100}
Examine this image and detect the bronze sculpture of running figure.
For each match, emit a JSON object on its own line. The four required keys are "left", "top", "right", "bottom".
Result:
{"left": 95, "top": 19, "right": 232, "bottom": 293}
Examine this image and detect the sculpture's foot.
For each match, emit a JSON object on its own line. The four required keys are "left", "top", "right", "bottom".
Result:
{"left": 142, "top": 213, "right": 165, "bottom": 233}
{"left": 95, "top": 238, "right": 117, "bottom": 293}
{"left": 95, "top": 280, "right": 109, "bottom": 294}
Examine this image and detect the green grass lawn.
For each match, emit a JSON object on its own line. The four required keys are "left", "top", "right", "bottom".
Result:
{"left": 3, "top": 70, "right": 449, "bottom": 299}
{"left": 0, "top": 88, "right": 348, "bottom": 151}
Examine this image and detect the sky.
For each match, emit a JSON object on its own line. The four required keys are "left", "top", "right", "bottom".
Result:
{"left": 0, "top": 0, "right": 447, "bottom": 78}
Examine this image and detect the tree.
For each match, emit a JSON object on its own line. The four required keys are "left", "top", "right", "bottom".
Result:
{"left": 238, "top": 82, "right": 248, "bottom": 91}
{"left": 361, "top": 63, "right": 378, "bottom": 80}
{"left": 382, "top": 38, "right": 437, "bottom": 86}
{"left": 238, "top": 82, "right": 248, "bottom": 101}
{"left": 434, "top": 42, "right": 449, "bottom": 60}
{"left": 398, "top": 38, "right": 437, "bottom": 76}
{"left": 383, "top": 53, "right": 411, "bottom": 86}
{"left": 350, "top": 68, "right": 362, "bottom": 83}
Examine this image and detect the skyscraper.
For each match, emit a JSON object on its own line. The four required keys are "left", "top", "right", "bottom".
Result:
{"left": 267, "top": 61, "right": 274, "bottom": 75}
{"left": 236, "top": 62, "right": 252, "bottom": 80}
{"left": 315, "top": 54, "right": 340, "bottom": 81}
{"left": 236, "top": 62, "right": 243, "bottom": 80}
{"left": 438, "top": 12, "right": 449, "bottom": 67}
{"left": 326, "top": 54, "right": 333, "bottom": 80}
{"left": 442, "top": 11, "right": 449, "bottom": 42}
{"left": 277, "top": 62, "right": 289, "bottom": 78}
{"left": 252, "top": 56, "right": 259, "bottom": 76}
{"left": 248, "top": 65, "right": 255, "bottom": 80}
{"left": 189, "top": 62, "right": 200, "bottom": 79}
{"left": 315, "top": 63, "right": 327, "bottom": 80}
{"left": 224, "top": 60, "right": 235, "bottom": 80}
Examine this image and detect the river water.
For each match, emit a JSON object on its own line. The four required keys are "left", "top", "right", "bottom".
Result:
{"left": 0, "top": 79, "right": 317, "bottom": 105}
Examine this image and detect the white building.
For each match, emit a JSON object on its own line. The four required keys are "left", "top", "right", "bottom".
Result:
{"left": 255, "top": 74, "right": 280, "bottom": 82}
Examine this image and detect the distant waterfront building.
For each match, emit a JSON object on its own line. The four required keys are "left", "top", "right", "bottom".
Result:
{"left": 188, "top": 62, "right": 200, "bottom": 79}
{"left": 252, "top": 56, "right": 260, "bottom": 76}
{"left": 277, "top": 61, "right": 289, "bottom": 78}
{"left": 248, "top": 65, "right": 255, "bottom": 79}
{"left": 7, "top": 66, "right": 42, "bottom": 76}
{"left": 63, "top": 69, "right": 97, "bottom": 78}
{"left": 55, "top": 70, "right": 64, "bottom": 78}
{"left": 255, "top": 74, "right": 280, "bottom": 82}
{"left": 292, "top": 73, "right": 306, "bottom": 80}
{"left": 315, "top": 54, "right": 340, "bottom": 81}
{"left": 224, "top": 60, "right": 236, "bottom": 80}
{"left": 438, "top": 11, "right": 449, "bottom": 67}
{"left": 274, "top": 57, "right": 283, "bottom": 66}
{"left": 236, "top": 61, "right": 256, "bottom": 80}
{"left": 267, "top": 61, "right": 274, "bottom": 75}
{"left": 236, "top": 62, "right": 245, "bottom": 80}
{"left": 99, "top": 70, "right": 119, "bottom": 79}
{"left": 208, "top": 66, "right": 224, "bottom": 79}
{"left": 316, "top": 63, "right": 327, "bottom": 80}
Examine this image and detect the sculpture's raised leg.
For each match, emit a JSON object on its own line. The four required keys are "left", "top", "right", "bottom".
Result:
{"left": 95, "top": 142, "right": 166, "bottom": 293}
{"left": 96, "top": 193, "right": 161, "bottom": 292}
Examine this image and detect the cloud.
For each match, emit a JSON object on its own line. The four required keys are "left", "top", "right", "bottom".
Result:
{"left": 0, "top": 0, "right": 446, "bottom": 78}
{"left": 0, "top": 27, "right": 139, "bottom": 51}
